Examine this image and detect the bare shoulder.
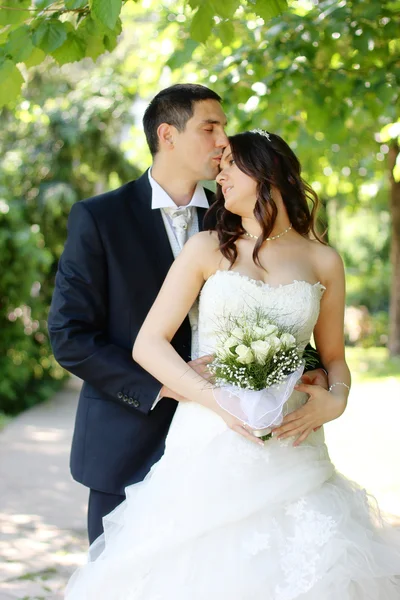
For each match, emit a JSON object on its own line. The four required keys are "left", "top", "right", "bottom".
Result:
{"left": 187, "top": 230, "right": 219, "bottom": 248}
{"left": 308, "top": 240, "right": 345, "bottom": 284}
{"left": 175, "top": 231, "right": 221, "bottom": 276}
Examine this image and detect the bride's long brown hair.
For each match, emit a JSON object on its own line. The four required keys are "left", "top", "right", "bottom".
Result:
{"left": 205, "top": 131, "right": 325, "bottom": 267}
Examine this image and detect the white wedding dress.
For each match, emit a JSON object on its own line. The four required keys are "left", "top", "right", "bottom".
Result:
{"left": 66, "top": 271, "right": 400, "bottom": 599}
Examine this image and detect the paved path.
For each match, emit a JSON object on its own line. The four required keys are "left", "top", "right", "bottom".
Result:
{"left": 0, "top": 378, "right": 87, "bottom": 599}
{"left": 0, "top": 377, "right": 399, "bottom": 599}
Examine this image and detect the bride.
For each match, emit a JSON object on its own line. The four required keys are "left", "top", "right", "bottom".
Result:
{"left": 66, "top": 130, "right": 400, "bottom": 599}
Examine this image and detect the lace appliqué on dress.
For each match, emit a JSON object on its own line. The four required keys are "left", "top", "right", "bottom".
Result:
{"left": 274, "top": 498, "right": 337, "bottom": 600}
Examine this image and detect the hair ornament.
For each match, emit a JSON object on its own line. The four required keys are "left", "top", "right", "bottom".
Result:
{"left": 251, "top": 128, "right": 271, "bottom": 141}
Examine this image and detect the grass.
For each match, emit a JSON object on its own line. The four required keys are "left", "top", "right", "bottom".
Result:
{"left": 345, "top": 346, "right": 400, "bottom": 382}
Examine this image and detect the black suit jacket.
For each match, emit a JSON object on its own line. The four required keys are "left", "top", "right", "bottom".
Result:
{"left": 48, "top": 171, "right": 214, "bottom": 494}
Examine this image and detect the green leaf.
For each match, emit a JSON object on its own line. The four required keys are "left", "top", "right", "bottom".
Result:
{"left": 23, "top": 46, "right": 46, "bottom": 67}
{"left": 51, "top": 32, "right": 86, "bottom": 65}
{"left": 0, "top": 28, "right": 11, "bottom": 45}
{"left": 386, "top": 1, "right": 400, "bottom": 10}
{"left": 77, "top": 14, "right": 105, "bottom": 59}
{"left": 167, "top": 38, "right": 199, "bottom": 70}
{"left": 190, "top": 4, "right": 214, "bottom": 44}
{"left": 0, "top": 0, "right": 31, "bottom": 26}
{"left": 4, "top": 25, "right": 33, "bottom": 63}
{"left": 85, "top": 34, "right": 104, "bottom": 60}
{"left": 90, "top": 0, "right": 122, "bottom": 30}
{"left": 32, "top": 19, "right": 68, "bottom": 53}
{"left": 254, "top": 0, "right": 288, "bottom": 20}
{"left": 219, "top": 20, "right": 234, "bottom": 45}
{"left": 0, "top": 59, "right": 24, "bottom": 107}
{"left": 103, "top": 29, "right": 118, "bottom": 52}
{"left": 212, "top": 0, "right": 241, "bottom": 19}
{"left": 65, "top": 0, "right": 88, "bottom": 7}
{"left": 77, "top": 14, "right": 99, "bottom": 35}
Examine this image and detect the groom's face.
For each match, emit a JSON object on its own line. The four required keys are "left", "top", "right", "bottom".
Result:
{"left": 173, "top": 100, "right": 228, "bottom": 181}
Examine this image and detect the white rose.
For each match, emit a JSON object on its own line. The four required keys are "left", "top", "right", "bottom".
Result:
{"left": 217, "top": 344, "right": 234, "bottom": 359}
{"left": 270, "top": 336, "right": 282, "bottom": 351}
{"left": 230, "top": 327, "right": 245, "bottom": 341}
{"left": 235, "top": 344, "right": 254, "bottom": 364}
{"left": 263, "top": 324, "right": 279, "bottom": 337}
{"left": 250, "top": 340, "right": 271, "bottom": 364}
{"left": 280, "top": 333, "right": 296, "bottom": 348}
{"left": 252, "top": 325, "right": 266, "bottom": 338}
{"left": 224, "top": 336, "right": 239, "bottom": 351}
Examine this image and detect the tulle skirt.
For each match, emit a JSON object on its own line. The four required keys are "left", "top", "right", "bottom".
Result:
{"left": 65, "top": 400, "right": 400, "bottom": 599}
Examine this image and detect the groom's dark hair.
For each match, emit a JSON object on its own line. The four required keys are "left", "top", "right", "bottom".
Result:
{"left": 143, "top": 84, "right": 222, "bottom": 156}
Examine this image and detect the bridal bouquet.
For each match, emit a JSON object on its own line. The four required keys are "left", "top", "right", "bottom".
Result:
{"left": 209, "top": 311, "right": 316, "bottom": 441}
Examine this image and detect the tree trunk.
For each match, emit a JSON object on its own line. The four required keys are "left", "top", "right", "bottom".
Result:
{"left": 388, "top": 141, "right": 400, "bottom": 356}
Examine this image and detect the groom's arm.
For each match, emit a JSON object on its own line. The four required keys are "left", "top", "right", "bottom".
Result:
{"left": 48, "top": 201, "right": 162, "bottom": 416}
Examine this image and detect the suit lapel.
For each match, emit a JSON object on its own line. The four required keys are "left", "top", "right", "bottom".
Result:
{"left": 198, "top": 188, "right": 215, "bottom": 231}
{"left": 130, "top": 172, "right": 175, "bottom": 284}
{"left": 197, "top": 207, "right": 207, "bottom": 232}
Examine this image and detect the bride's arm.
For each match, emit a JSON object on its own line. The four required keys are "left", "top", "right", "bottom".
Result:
{"left": 133, "top": 232, "right": 263, "bottom": 445}
{"left": 272, "top": 247, "right": 350, "bottom": 445}
{"left": 313, "top": 249, "right": 351, "bottom": 396}
{"left": 133, "top": 232, "right": 212, "bottom": 405}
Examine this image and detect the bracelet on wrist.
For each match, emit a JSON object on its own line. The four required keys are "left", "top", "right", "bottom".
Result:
{"left": 328, "top": 382, "right": 350, "bottom": 393}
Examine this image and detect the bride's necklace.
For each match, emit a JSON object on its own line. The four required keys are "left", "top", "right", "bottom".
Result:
{"left": 243, "top": 223, "right": 293, "bottom": 241}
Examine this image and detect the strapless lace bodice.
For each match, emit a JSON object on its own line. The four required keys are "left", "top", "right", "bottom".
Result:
{"left": 164, "top": 270, "right": 327, "bottom": 455}
{"left": 198, "top": 270, "right": 326, "bottom": 357}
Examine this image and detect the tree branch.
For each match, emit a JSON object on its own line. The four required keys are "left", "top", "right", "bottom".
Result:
{"left": 0, "top": 4, "right": 87, "bottom": 11}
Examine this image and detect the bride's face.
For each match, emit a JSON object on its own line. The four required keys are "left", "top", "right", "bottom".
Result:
{"left": 216, "top": 146, "right": 258, "bottom": 217}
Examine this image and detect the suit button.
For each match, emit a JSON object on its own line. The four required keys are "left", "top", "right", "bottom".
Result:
{"left": 117, "top": 392, "right": 123, "bottom": 400}
{"left": 133, "top": 399, "right": 140, "bottom": 408}
{"left": 123, "top": 395, "right": 129, "bottom": 402}
{"left": 128, "top": 398, "right": 134, "bottom": 405}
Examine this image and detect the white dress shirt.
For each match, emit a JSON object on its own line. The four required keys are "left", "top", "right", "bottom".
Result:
{"left": 149, "top": 169, "right": 209, "bottom": 213}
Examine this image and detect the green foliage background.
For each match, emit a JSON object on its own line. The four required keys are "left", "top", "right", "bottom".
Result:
{"left": 0, "top": 53, "right": 140, "bottom": 414}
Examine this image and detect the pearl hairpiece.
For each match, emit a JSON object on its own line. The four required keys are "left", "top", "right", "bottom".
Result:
{"left": 251, "top": 128, "right": 271, "bottom": 141}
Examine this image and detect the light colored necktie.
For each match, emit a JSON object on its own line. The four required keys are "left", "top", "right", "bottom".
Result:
{"left": 164, "top": 206, "right": 193, "bottom": 249}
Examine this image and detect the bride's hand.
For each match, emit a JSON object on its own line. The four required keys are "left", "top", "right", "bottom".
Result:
{"left": 271, "top": 383, "right": 347, "bottom": 447}
{"left": 211, "top": 404, "right": 265, "bottom": 446}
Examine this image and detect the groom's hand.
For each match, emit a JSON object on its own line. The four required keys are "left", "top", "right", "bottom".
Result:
{"left": 188, "top": 355, "right": 214, "bottom": 381}
{"left": 301, "top": 368, "right": 328, "bottom": 432}
{"left": 301, "top": 368, "right": 328, "bottom": 389}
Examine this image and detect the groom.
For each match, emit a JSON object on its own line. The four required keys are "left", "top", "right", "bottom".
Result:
{"left": 48, "top": 84, "right": 230, "bottom": 543}
{"left": 49, "top": 83, "right": 326, "bottom": 544}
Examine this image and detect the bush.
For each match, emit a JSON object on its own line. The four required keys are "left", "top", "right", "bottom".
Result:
{"left": 0, "top": 198, "right": 66, "bottom": 414}
{"left": 0, "top": 65, "right": 140, "bottom": 416}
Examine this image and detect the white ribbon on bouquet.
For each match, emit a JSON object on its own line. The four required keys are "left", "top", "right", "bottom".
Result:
{"left": 213, "top": 364, "right": 305, "bottom": 437}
